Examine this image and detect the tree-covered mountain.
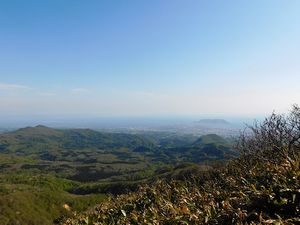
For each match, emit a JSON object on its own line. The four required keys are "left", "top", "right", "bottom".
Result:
{"left": 159, "top": 134, "right": 237, "bottom": 163}
{"left": 0, "top": 125, "right": 155, "bottom": 153}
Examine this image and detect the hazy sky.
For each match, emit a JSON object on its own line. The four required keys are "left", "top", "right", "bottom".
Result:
{"left": 1, "top": 0, "right": 300, "bottom": 117}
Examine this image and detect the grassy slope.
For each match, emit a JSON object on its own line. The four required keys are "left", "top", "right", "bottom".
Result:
{"left": 61, "top": 156, "right": 300, "bottom": 225}
{"left": 0, "top": 171, "right": 106, "bottom": 225}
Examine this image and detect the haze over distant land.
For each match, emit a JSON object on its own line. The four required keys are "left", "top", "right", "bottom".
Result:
{"left": 0, "top": 116, "right": 246, "bottom": 137}
{"left": 0, "top": 0, "right": 299, "bottom": 118}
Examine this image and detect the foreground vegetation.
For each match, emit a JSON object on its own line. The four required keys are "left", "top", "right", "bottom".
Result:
{"left": 62, "top": 106, "right": 300, "bottom": 224}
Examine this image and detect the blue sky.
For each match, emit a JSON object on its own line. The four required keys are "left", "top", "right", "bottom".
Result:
{"left": 0, "top": 0, "right": 300, "bottom": 117}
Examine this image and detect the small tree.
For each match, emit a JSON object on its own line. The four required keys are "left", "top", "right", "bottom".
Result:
{"left": 236, "top": 104, "right": 300, "bottom": 166}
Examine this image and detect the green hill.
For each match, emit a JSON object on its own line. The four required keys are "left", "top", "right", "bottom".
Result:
{"left": 0, "top": 125, "right": 155, "bottom": 154}
{"left": 192, "top": 133, "right": 229, "bottom": 146}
